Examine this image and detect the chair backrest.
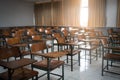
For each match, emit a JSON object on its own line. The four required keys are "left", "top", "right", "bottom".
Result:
{"left": 0, "top": 47, "right": 21, "bottom": 60}
{"left": 32, "top": 35, "right": 42, "bottom": 41}
{"left": 91, "top": 40, "right": 100, "bottom": 46}
{"left": 38, "top": 27, "right": 45, "bottom": 33}
{"left": 86, "top": 28, "right": 95, "bottom": 33}
{"left": 70, "top": 30, "right": 77, "bottom": 36}
{"left": 2, "top": 29, "right": 11, "bottom": 36}
{"left": 78, "top": 34, "right": 85, "bottom": 41}
{"left": 53, "top": 33, "right": 61, "bottom": 38}
{"left": 57, "top": 37, "right": 65, "bottom": 43}
{"left": 6, "top": 37, "right": 21, "bottom": 45}
{"left": 45, "top": 28, "right": 52, "bottom": 35}
{"left": 14, "top": 29, "right": 25, "bottom": 37}
{"left": 97, "top": 31, "right": 104, "bottom": 37}
{"left": 107, "top": 28, "right": 113, "bottom": 35}
{"left": 110, "top": 34, "right": 119, "bottom": 42}
{"left": 62, "top": 28, "right": 69, "bottom": 37}
{"left": 30, "top": 41, "right": 47, "bottom": 53}
{"left": 52, "top": 33, "right": 65, "bottom": 43}
{"left": 101, "top": 38, "right": 109, "bottom": 47}
{"left": 88, "top": 32, "right": 96, "bottom": 39}
{"left": 27, "top": 28, "right": 37, "bottom": 36}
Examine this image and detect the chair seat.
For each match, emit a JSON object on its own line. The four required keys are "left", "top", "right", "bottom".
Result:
{"left": 79, "top": 45, "right": 98, "bottom": 50}
{"left": 0, "top": 68, "right": 38, "bottom": 80}
{"left": 65, "top": 49, "right": 81, "bottom": 56}
{"left": 112, "top": 49, "right": 120, "bottom": 53}
{"left": 32, "top": 60, "right": 64, "bottom": 71}
{"left": 21, "top": 50, "right": 30, "bottom": 56}
{"left": 104, "top": 53, "right": 120, "bottom": 61}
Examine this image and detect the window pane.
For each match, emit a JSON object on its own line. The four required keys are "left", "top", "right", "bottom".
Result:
{"left": 81, "top": 0, "right": 88, "bottom": 7}
{"left": 80, "top": 8, "right": 88, "bottom": 27}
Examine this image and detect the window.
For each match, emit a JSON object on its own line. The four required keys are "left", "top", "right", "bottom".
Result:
{"left": 80, "top": 0, "right": 88, "bottom": 27}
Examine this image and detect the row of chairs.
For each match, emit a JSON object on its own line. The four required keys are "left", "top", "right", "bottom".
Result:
{"left": 0, "top": 27, "right": 119, "bottom": 80}
{"left": 101, "top": 28, "right": 120, "bottom": 76}
{"left": 0, "top": 41, "right": 68, "bottom": 80}
{"left": 0, "top": 27, "right": 98, "bottom": 80}
{"left": 0, "top": 27, "right": 80, "bottom": 80}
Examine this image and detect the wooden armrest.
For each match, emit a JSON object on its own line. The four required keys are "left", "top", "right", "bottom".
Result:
{"left": 104, "top": 46, "right": 120, "bottom": 49}
{"left": 104, "top": 53, "right": 120, "bottom": 60}
{"left": 0, "top": 58, "right": 36, "bottom": 69}
{"left": 31, "top": 53, "right": 47, "bottom": 57}
{"left": 12, "top": 43, "right": 28, "bottom": 47}
{"left": 31, "top": 51, "right": 68, "bottom": 58}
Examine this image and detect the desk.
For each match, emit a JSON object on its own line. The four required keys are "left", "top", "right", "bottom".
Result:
{"left": 101, "top": 44, "right": 120, "bottom": 76}
{"left": 79, "top": 39, "right": 99, "bottom": 64}
{"left": 97, "top": 36, "right": 108, "bottom": 39}
{"left": 31, "top": 51, "right": 68, "bottom": 80}
{"left": 0, "top": 58, "right": 37, "bottom": 80}
{"left": 80, "top": 39, "right": 97, "bottom": 43}
{"left": 33, "top": 51, "right": 68, "bottom": 58}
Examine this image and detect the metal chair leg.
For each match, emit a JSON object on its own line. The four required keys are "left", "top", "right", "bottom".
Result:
{"left": 107, "top": 59, "right": 109, "bottom": 70}
{"left": 62, "top": 64, "right": 64, "bottom": 80}
{"left": 102, "top": 58, "right": 104, "bottom": 76}
{"left": 35, "top": 75, "right": 38, "bottom": 80}
{"left": 78, "top": 52, "right": 80, "bottom": 66}
{"left": 66, "top": 55, "right": 68, "bottom": 63}
{"left": 71, "top": 55, "right": 73, "bottom": 71}
{"left": 90, "top": 50, "right": 92, "bottom": 64}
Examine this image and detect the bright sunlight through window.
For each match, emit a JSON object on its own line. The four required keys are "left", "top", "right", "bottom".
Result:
{"left": 80, "top": 0, "right": 88, "bottom": 27}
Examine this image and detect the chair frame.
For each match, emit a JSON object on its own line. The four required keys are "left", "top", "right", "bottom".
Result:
{"left": 30, "top": 42, "right": 65, "bottom": 80}
{"left": 53, "top": 32, "right": 81, "bottom": 71}
{"left": 101, "top": 38, "right": 120, "bottom": 76}
{"left": 0, "top": 46, "right": 38, "bottom": 80}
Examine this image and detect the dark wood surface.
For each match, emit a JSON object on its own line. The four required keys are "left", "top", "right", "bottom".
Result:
{"left": 32, "top": 51, "right": 68, "bottom": 58}
{"left": 0, "top": 58, "right": 37, "bottom": 69}
{"left": 0, "top": 68, "right": 38, "bottom": 80}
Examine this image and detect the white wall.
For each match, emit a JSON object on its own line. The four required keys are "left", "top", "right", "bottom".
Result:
{"left": 0, "top": 0, "right": 34, "bottom": 27}
{"left": 0, "top": 0, "right": 118, "bottom": 27}
{"left": 106, "top": 0, "right": 117, "bottom": 27}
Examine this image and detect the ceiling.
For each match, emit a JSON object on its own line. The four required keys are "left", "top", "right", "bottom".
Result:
{"left": 24, "top": 0, "right": 61, "bottom": 3}
{"left": 24, "top": 0, "right": 51, "bottom": 3}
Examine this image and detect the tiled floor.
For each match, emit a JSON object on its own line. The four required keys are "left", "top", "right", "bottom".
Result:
{"left": 32, "top": 49, "right": 120, "bottom": 80}
{"left": 0, "top": 50, "right": 120, "bottom": 80}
